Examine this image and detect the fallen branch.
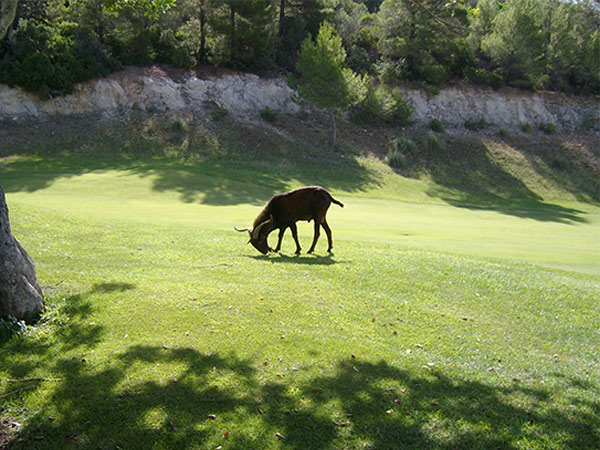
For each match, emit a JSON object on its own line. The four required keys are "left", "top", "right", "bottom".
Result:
{"left": 7, "top": 377, "right": 62, "bottom": 383}
{"left": 0, "top": 385, "right": 36, "bottom": 399}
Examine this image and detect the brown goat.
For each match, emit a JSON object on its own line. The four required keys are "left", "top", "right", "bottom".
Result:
{"left": 235, "top": 186, "right": 344, "bottom": 255}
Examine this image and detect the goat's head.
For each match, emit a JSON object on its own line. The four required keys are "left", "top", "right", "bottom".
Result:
{"left": 235, "top": 216, "right": 273, "bottom": 255}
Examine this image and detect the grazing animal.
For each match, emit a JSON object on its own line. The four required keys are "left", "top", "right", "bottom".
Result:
{"left": 235, "top": 186, "right": 344, "bottom": 255}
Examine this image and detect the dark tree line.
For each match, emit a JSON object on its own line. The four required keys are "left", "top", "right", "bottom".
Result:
{"left": 0, "top": 0, "right": 598, "bottom": 98}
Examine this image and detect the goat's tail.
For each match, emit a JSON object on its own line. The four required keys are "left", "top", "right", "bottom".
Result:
{"left": 330, "top": 196, "right": 344, "bottom": 208}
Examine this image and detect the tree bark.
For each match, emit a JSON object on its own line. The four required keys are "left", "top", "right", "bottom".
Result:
{"left": 278, "top": 0, "right": 285, "bottom": 37}
{"left": 0, "top": 0, "right": 18, "bottom": 41}
{"left": 199, "top": 0, "right": 206, "bottom": 62}
{"left": 0, "top": 186, "right": 45, "bottom": 322}
{"left": 230, "top": 3, "right": 235, "bottom": 66}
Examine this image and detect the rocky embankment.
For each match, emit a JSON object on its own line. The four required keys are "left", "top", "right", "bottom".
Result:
{"left": 0, "top": 65, "right": 597, "bottom": 133}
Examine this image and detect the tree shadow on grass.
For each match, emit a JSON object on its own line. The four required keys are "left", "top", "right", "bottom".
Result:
{"left": 90, "top": 282, "right": 137, "bottom": 293}
{"left": 2, "top": 352, "right": 598, "bottom": 449}
{"left": 400, "top": 134, "right": 597, "bottom": 224}
{"left": 430, "top": 189, "right": 588, "bottom": 224}
{"left": 0, "top": 115, "right": 380, "bottom": 207}
{"left": 2, "top": 290, "right": 598, "bottom": 449}
{"left": 287, "top": 359, "right": 599, "bottom": 449}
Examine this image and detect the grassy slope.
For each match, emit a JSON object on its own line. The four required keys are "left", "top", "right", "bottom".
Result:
{"left": 0, "top": 114, "right": 599, "bottom": 449}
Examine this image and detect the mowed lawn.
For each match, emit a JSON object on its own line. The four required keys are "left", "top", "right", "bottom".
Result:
{"left": 1, "top": 155, "right": 599, "bottom": 449}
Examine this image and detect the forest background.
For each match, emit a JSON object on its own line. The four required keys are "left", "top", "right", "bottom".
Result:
{"left": 0, "top": 0, "right": 598, "bottom": 101}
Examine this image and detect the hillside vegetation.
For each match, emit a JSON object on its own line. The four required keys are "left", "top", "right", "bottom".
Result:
{"left": 1, "top": 0, "right": 598, "bottom": 99}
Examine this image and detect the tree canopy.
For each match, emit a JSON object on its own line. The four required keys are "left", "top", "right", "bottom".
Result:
{"left": 1, "top": 0, "right": 598, "bottom": 97}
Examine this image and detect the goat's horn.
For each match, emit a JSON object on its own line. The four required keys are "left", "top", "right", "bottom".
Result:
{"left": 252, "top": 219, "right": 272, "bottom": 240}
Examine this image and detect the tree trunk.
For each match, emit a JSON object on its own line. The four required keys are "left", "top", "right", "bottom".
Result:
{"left": 330, "top": 111, "right": 337, "bottom": 147}
{"left": 230, "top": 4, "right": 236, "bottom": 66}
{"left": 278, "top": 0, "right": 285, "bottom": 38}
{"left": 199, "top": 0, "right": 206, "bottom": 62}
{"left": 0, "top": 186, "right": 45, "bottom": 322}
{"left": 0, "top": 0, "right": 19, "bottom": 41}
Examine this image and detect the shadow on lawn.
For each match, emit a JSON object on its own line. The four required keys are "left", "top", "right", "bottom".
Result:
{"left": 431, "top": 190, "right": 588, "bottom": 224}
{"left": 399, "top": 134, "right": 598, "bottom": 224}
{"left": 1, "top": 294, "right": 598, "bottom": 449}
{"left": 0, "top": 115, "right": 380, "bottom": 207}
{"left": 90, "top": 282, "right": 137, "bottom": 293}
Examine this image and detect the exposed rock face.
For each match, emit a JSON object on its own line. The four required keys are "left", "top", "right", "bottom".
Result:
{"left": 0, "top": 66, "right": 300, "bottom": 120}
{"left": 399, "top": 86, "right": 598, "bottom": 131}
{"left": 0, "top": 186, "right": 45, "bottom": 322}
{"left": 0, "top": 65, "right": 597, "bottom": 132}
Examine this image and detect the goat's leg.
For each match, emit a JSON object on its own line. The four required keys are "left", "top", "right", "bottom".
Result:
{"left": 307, "top": 220, "right": 320, "bottom": 254}
{"left": 290, "top": 223, "right": 302, "bottom": 254}
{"left": 274, "top": 227, "right": 286, "bottom": 252}
{"left": 322, "top": 220, "right": 333, "bottom": 252}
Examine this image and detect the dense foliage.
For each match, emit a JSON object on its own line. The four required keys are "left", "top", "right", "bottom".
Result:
{"left": 0, "top": 0, "right": 598, "bottom": 98}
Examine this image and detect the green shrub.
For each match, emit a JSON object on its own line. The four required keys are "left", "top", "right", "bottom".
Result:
{"left": 521, "top": 123, "right": 532, "bottom": 133}
{"left": 428, "top": 119, "right": 445, "bottom": 133}
{"left": 421, "top": 82, "right": 442, "bottom": 96}
{"left": 211, "top": 106, "right": 229, "bottom": 121}
{"left": 498, "top": 128, "right": 509, "bottom": 139}
{"left": 387, "top": 151, "right": 406, "bottom": 169}
{"left": 0, "top": 20, "right": 120, "bottom": 98}
{"left": 421, "top": 62, "right": 448, "bottom": 87}
{"left": 351, "top": 84, "right": 379, "bottom": 124}
{"left": 422, "top": 132, "right": 445, "bottom": 152}
{"left": 391, "top": 137, "right": 418, "bottom": 156}
{"left": 538, "top": 122, "right": 556, "bottom": 134}
{"left": 352, "top": 83, "right": 412, "bottom": 126}
{"left": 582, "top": 113, "right": 598, "bottom": 130}
{"left": 384, "top": 88, "right": 413, "bottom": 125}
{"left": 259, "top": 106, "right": 278, "bottom": 122}
{"left": 465, "top": 117, "right": 489, "bottom": 131}
{"left": 169, "top": 117, "right": 189, "bottom": 134}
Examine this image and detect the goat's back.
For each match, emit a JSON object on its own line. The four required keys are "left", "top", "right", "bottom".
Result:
{"left": 269, "top": 186, "right": 333, "bottom": 223}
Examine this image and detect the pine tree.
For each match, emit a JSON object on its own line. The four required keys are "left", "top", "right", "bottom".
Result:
{"left": 292, "top": 21, "right": 366, "bottom": 146}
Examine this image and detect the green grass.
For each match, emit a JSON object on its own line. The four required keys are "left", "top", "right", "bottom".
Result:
{"left": 0, "top": 116, "right": 599, "bottom": 449}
